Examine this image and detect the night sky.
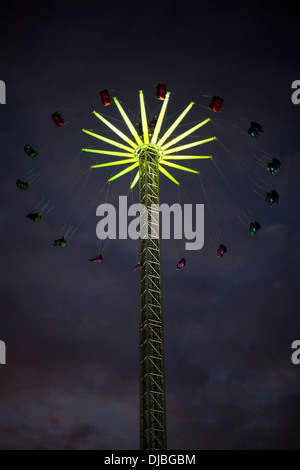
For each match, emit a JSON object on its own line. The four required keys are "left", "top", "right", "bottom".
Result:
{"left": 0, "top": 0, "right": 299, "bottom": 450}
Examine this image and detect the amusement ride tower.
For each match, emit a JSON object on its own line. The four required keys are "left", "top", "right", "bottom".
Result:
{"left": 82, "top": 88, "right": 215, "bottom": 450}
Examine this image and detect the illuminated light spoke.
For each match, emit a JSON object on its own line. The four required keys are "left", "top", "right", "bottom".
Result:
{"left": 108, "top": 162, "right": 139, "bottom": 182}
{"left": 162, "top": 155, "right": 212, "bottom": 160}
{"left": 151, "top": 92, "right": 170, "bottom": 144}
{"left": 91, "top": 158, "right": 137, "bottom": 169}
{"left": 113, "top": 97, "right": 143, "bottom": 146}
{"left": 161, "top": 118, "right": 211, "bottom": 151}
{"left": 158, "top": 164, "right": 180, "bottom": 185}
{"left": 82, "top": 148, "right": 136, "bottom": 158}
{"left": 130, "top": 170, "right": 140, "bottom": 189}
{"left": 163, "top": 137, "right": 217, "bottom": 155}
{"left": 158, "top": 101, "right": 195, "bottom": 147}
{"left": 139, "top": 90, "right": 149, "bottom": 144}
{"left": 160, "top": 160, "right": 199, "bottom": 174}
{"left": 82, "top": 129, "right": 135, "bottom": 153}
{"left": 93, "top": 110, "right": 137, "bottom": 149}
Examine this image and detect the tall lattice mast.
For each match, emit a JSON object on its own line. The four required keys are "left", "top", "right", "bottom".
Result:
{"left": 82, "top": 89, "right": 215, "bottom": 450}
{"left": 138, "top": 143, "right": 166, "bottom": 449}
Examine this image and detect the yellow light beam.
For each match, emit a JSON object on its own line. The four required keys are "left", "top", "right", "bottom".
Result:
{"left": 161, "top": 118, "right": 211, "bottom": 151}
{"left": 158, "top": 164, "right": 180, "bottom": 185}
{"left": 93, "top": 111, "right": 138, "bottom": 149}
{"left": 158, "top": 101, "right": 195, "bottom": 147}
{"left": 82, "top": 129, "right": 135, "bottom": 153}
{"left": 160, "top": 160, "right": 199, "bottom": 174}
{"left": 91, "top": 158, "right": 137, "bottom": 169}
{"left": 139, "top": 90, "right": 149, "bottom": 144}
{"left": 113, "top": 97, "right": 143, "bottom": 146}
{"left": 162, "top": 155, "right": 212, "bottom": 160}
{"left": 163, "top": 137, "right": 217, "bottom": 155}
{"left": 108, "top": 162, "right": 139, "bottom": 182}
{"left": 130, "top": 170, "right": 140, "bottom": 189}
{"left": 151, "top": 92, "right": 170, "bottom": 144}
{"left": 82, "top": 148, "right": 136, "bottom": 158}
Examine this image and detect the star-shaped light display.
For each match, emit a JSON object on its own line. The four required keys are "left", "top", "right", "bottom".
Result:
{"left": 82, "top": 90, "right": 216, "bottom": 188}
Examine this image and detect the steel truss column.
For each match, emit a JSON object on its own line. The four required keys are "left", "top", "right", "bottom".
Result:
{"left": 139, "top": 145, "right": 167, "bottom": 450}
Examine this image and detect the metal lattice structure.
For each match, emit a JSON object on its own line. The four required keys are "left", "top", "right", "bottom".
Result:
{"left": 82, "top": 89, "right": 215, "bottom": 450}
{"left": 139, "top": 145, "right": 166, "bottom": 449}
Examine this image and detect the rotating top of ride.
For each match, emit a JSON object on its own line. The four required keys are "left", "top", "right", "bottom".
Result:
{"left": 82, "top": 85, "right": 216, "bottom": 190}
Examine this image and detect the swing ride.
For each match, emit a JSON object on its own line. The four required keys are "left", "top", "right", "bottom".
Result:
{"left": 16, "top": 179, "right": 29, "bottom": 191}
{"left": 16, "top": 84, "right": 282, "bottom": 450}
